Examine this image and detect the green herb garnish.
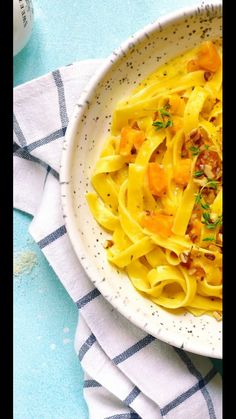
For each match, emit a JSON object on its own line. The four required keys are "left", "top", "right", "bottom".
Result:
{"left": 206, "top": 180, "right": 219, "bottom": 189}
{"left": 201, "top": 201, "right": 210, "bottom": 210}
{"left": 195, "top": 193, "right": 202, "bottom": 205}
{"left": 189, "top": 146, "right": 200, "bottom": 156}
{"left": 152, "top": 121, "right": 166, "bottom": 129}
{"left": 202, "top": 212, "right": 211, "bottom": 222}
{"left": 165, "top": 119, "right": 173, "bottom": 128}
{"left": 152, "top": 104, "right": 173, "bottom": 130}
{"left": 194, "top": 170, "right": 204, "bottom": 177}
{"left": 195, "top": 193, "right": 210, "bottom": 210}
{"left": 160, "top": 106, "right": 171, "bottom": 117}
{"left": 152, "top": 119, "right": 173, "bottom": 130}
{"left": 202, "top": 212, "right": 222, "bottom": 229}
{"left": 203, "top": 237, "right": 215, "bottom": 242}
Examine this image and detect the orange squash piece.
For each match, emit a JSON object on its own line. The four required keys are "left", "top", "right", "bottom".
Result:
{"left": 148, "top": 163, "right": 168, "bottom": 197}
{"left": 141, "top": 212, "right": 173, "bottom": 238}
{"left": 187, "top": 59, "right": 201, "bottom": 72}
{"left": 197, "top": 41, "right": 221, "bottom": 72}
{"left": 119, "top": 126, "right": 146, "bottom": 156}
{"left": 187, "top": 41, "right": 221, "bottom": 73}
{"left": 188, "top": 219, "right": 202, "bottom": 242}
{"left": 173, "top": 159, "right": 192, "bottom": 186}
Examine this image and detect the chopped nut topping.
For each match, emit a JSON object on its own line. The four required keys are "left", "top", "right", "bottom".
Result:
{"left": 189, "top": 128, "right": 201, "bottom": 141}
{"left": 188, "top": 267, "right": 197, "bottom": 276}
{"left": 209, "top": 116, "right": 216, "bottom": 124}
{"left": 194, "top": 267, "right": 205, "bottom": 281}
{"left": 195, "top": 150, "right": 222, "bottom": 179}
{"left": 204, "top": 164, "right": 214, "bottom": 179}
{"left": 204, "top": 71, "right": 213, "bottom": 81}
{"left": 179, "top": 251, "right": 190, "bottom": 264}
{"left": 217, "top": 233, "right": 223, "bottom": 244}
{"left": 103, "top": 240, "right": 114, "bottom": 249}
{"left": 204, "top": 253, "right": 216, "bottom": 261}
{"left": 210, "top": 212, "right": 218, "bottom": 223}
{"left": 213, "top": 311, "right": 222, "bottom": 321}
{"left": 131, "top": 121, "right": 140, "bottom": 130}
{"left": 202, "top": 188, "right": 217, "bottom": 205}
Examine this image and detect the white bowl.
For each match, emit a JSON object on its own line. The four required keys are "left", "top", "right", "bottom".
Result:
{"left": 60, "top": 2, "right": 222, "bottom": 358}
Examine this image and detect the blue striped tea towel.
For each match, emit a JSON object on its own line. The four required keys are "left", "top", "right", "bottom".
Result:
{"left": 13, "top": 60, "right": 222, "bottom": 419}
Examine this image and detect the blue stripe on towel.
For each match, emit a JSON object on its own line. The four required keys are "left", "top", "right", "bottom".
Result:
{"left": 13, "top": 114, "right": 27, "bottom": 147}
{"left": 105, "top": 413, "right": 141, "bottom": 419}
{"left": 173, "top": 348, "right": 217, "bottom": 419}
{"left": 79, "top": 334, "right": 96, "bottom": 361}
{"left": 26, "top": 128, "right": 64, "bottom": 152}
{"left": 14, "top": 142, "right": 59, "bottom": 180}
{"left": 113, "top": 335, "right": 155, "bottom": 365}
{"left": 160, "top": 366, "right": 217, "bottom": 416}
{"left": 123, "top": 386, "right": 141, "bottom": 406}
{"left": 84, "top": 379, "right": 102, "bottom": 388}
{"left": 52, "top": 69, "right": 69, "bottom": 132}
{"left": 13, "top": 142, "right": 20, "bottom": 153}
{"left": 37, "top": 225, "right": 67, "bottom": 249}
{"left": 76, "top": 288, "right": 101, "bottom": 309}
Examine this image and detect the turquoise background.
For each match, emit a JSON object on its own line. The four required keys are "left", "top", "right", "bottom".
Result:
{"left": 14, "top": 1, "right": 222, "bottom": 418}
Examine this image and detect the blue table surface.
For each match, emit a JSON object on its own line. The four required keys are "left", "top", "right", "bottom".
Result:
{"left": 14, "top": 1, "right": 222, "bottom": 418}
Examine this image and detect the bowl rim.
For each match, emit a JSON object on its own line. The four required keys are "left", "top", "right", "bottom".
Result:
{"left": 60, "top": 1, "right": 222, "bottom": 359}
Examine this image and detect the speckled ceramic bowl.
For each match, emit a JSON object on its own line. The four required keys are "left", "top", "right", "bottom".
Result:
{"left": 60, "top": 2, "right": 222, "bottom": 358}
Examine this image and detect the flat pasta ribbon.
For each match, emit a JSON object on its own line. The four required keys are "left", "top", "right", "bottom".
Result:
{"left": 86, "top": 39, "right": 222, "bottom": 319}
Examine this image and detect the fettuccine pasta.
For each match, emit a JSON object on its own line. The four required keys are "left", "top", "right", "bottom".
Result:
{"left": 86, "top": 40, "right": 222, "bottom": 320}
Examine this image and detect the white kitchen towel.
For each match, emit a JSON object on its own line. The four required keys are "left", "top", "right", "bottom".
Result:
{"left": 13, "top": 60, "right": 222, "bottom": 419}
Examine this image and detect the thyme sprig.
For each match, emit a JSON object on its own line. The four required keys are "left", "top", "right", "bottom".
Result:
{"left": 195, "top": 192, "right": 210, "bottom": 210}
{"left": 189, "top": 146, "right": 200, "bottom": 156}
{"left": 152, "top": 104, "right": 173, "bottom": 130}
{"left": 193, "top": 170, "right": 204, "bottom": 177}
{"left": 203, "top": 237, "right": 215, "bottom": 242}
{"left": 202, "top": 213, "right": 222, "bottom": 229}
